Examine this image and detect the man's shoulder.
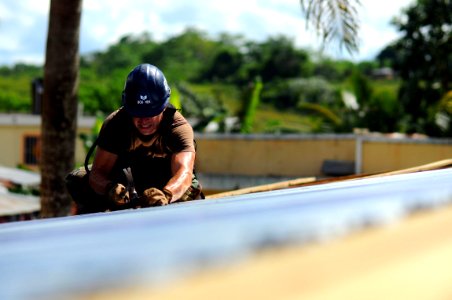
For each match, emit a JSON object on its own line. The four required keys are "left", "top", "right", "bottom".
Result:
{"left": 167, "top": 111, "right": 195, "bottom": 152}
{"left": 172, "top": 110, "right": 190, "bottom": 127}
{"left": 103, "top": 107, "right": 130, "bottom": 128}
{"left": 105, "top": 107, "right": 128, "bottom": 122}
{"left": 97, "top": 108, "right": 131, "bottom": 154}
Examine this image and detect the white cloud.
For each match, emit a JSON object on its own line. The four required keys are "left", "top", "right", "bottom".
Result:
{"left": 0, "top": 3, "right": 14, "bottom": 20}
{"left": 326, "top": 0, "right": 414, "bottom": 60}
{"left": 362, "top": 0, "right": 413, "bottom": 56}
{"left": 0, "top": 0, "right": 416, "bottom": 66}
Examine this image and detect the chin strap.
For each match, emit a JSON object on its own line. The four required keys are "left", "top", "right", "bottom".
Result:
{"left": 84, "top": 137, "right": 99, "bottom": 174}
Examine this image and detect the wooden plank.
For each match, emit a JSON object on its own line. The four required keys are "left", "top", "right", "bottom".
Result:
{"left": 367, "top": 158, "right": 452, "bottom": 177}
{"left": 205, "top": 176, "right": 317, "bottom": 199}
{"left": 206, "top": 159, "right": 452, "bottom": 199}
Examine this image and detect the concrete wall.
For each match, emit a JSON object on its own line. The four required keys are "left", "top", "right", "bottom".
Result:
{"left": 361, "top": 137, "right": 452, "bottom": 174}
{"left": 195, "top": 134, "right": 356, "bottom": 177}
{"left": 194, "top": 133, "right": 452, "bottom": 177}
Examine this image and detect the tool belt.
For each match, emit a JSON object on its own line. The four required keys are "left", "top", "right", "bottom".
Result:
{"left": 179, "top": 174, "right": 203, "bottom": 201}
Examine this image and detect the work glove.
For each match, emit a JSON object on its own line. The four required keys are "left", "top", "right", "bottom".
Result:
{"left": 142, "top": 188, "right": 172, "bottom": 207}
{"left": 107, "top": 183, "right": 130, "bottom": 206}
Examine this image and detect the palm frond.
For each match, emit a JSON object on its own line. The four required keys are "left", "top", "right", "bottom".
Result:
{"left": 300, "top": 0, "right": 361, "bottom": 54}
{"left": 298, "top": 102, "right": 343, "bottom": 126}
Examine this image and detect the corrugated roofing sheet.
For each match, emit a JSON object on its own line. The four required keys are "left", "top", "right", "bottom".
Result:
{"left": 0, "top": 191, "right": 39, "bottom": 216}
{"left": 0, "top": 166, "right": 40, "bottom": 187}
{"left": 0, "top": 168, "right": 451, "bottom": 300}
{"left": 0, "top": 166, "right": 40, "bottom": 218}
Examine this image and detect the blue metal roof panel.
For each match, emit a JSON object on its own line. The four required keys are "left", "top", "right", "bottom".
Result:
{"left": 0, "top": 168, "right": 451, "bottom": 300}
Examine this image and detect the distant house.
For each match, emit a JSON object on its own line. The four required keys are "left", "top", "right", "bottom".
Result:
{"left": 0, "top": 113, "right": 96, "bottom": 170}
{"left": 371, "top": 67, "right": 395, "bottom": 80}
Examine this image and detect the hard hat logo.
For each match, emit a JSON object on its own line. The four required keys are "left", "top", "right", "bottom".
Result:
{"left": 122, "top": 64, "right": 171, "bottom": 118}
{"left": 138, "top": 95, "right": 151, "bottom": 105}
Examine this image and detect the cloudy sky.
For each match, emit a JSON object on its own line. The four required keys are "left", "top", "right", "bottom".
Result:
{"left": 0, "top": 0, "right": 414, "bottom": 66}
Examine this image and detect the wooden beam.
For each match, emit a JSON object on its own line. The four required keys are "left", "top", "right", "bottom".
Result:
{"left": 206, "top": 159, "right": 452, "bottom": 199}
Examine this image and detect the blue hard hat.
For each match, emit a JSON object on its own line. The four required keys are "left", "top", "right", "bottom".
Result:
{"left": 122, "top": 64, "right": 171, "bottom": 117}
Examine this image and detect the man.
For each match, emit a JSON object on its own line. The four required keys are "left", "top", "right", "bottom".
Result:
{"left": 67, "top": 63, "right": 202, "bottom": 214}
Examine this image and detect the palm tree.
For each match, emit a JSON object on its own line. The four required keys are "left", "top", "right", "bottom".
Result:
{"left": 40, "top": 0, "right": 82, "bottom": 217}
{"left": 300, "top": 0, "right": 361, "bottom": 54}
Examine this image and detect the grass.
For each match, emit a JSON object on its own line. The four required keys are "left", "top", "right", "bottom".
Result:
{"left": 189, "top": 83, "right": 314, "bottom": 133}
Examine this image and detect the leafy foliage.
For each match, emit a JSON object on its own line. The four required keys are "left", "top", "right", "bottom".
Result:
{"left": 240, "top": 78, "right": 263, "bottom": 133}
{"left": 385, "top": 0, "right": 452, "bottom": 136}
{"left": 174, "top": 83, "right": 228, "bottom": 132}
{"left": 0, "top": 65, "right": 42, "bottom": 112}
{"left": 143, "top": 28, "right": 217, "bottom": 82}
{"left": 300, "top": 0, "right": 361, "bottom": 54}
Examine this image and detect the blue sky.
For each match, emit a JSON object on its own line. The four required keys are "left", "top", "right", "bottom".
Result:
{"left": 0, "top": 0, "right": 414, "bottom": 66}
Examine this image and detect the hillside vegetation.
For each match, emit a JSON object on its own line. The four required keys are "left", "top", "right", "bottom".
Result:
{"left": 1, "top": 13, "right": 450, "bottom": 137}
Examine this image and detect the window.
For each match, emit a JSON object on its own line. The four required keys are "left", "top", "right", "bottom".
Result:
{"left": 23, "top": 135, "right": 41, "bottom": 166}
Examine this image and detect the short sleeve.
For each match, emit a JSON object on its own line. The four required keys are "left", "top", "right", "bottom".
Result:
{"left": 167, "top": 112, "right": 195, "bottom": 153}
{"left": 96, "top": 109, "right": 131, "bottom": 155}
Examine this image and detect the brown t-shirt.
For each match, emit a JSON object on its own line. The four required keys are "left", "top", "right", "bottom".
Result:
{"left": 98, "top": 107, "right": 195, "bottom": 155}
{"left": 97, "top": 107, "right": 195, "bottom": 192}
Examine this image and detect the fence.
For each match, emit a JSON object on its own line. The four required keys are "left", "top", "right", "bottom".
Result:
{"left": 194, "top": 133, "right": 452, "bottom": 192}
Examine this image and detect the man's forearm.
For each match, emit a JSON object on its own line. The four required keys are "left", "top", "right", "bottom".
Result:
{"left": 164, "top": 151, "right": 196, "bottom": 202}
{"left": 89, "top": 147, "right": 119, "bottom": 196}
{"left": 89, "top": 170, "right": 111, "bottom": 196}
{"left": 164, "top": 170, "right": 193, "bottom": 202}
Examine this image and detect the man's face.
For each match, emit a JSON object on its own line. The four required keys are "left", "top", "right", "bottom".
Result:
{"left": 132, "top": 112, "right": 163, "bottom": 136}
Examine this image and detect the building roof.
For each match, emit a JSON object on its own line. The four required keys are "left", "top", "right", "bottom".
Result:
{"left": 0, "top": 113, "right": 96, "bottom": 128}
{"left": 0, "top": 166, "right": 40, "bottom": 217}
{"left": 0, "top": 166, "right": 40, "bottom": 187}
{"left": 0, "top": 189, "right": 39, "bottom": 216}
{"left": 0, "top": 167, "right": 451, "bottom": 299}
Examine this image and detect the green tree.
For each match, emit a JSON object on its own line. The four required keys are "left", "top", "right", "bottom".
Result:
{"left": 201, "top": 48, "right": 244, "bottom": 83}
{"left": 312, "top": 57, "right": 354, "bottom": 82}
{"left": 376, "top": 44, "right": 399, "bottom": 67}
{"left": 88, "top": 33, "right": 157, "bottom": 75}
{"left": 174, "top": 83, "right": 228, "bottom": 132}
{"left": 198, "top": 33, "right": 247, "bottom": 84}
{"left": 260, "top": 36, "right": 310, "bottom": 82}
{"left": 391, "top": 0, "right": 452, "bottom": 136}
{"left": 78, "top": 67, "right": 124, "bottom": 114}
{"left": 242, "top": 36, "right": 311, "bottom": 83}
{"left": 365, "top": 89, "right": 401, "bottom": 132}
{"left": 143, "top": 28, "right": 217, "bottom": 82}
